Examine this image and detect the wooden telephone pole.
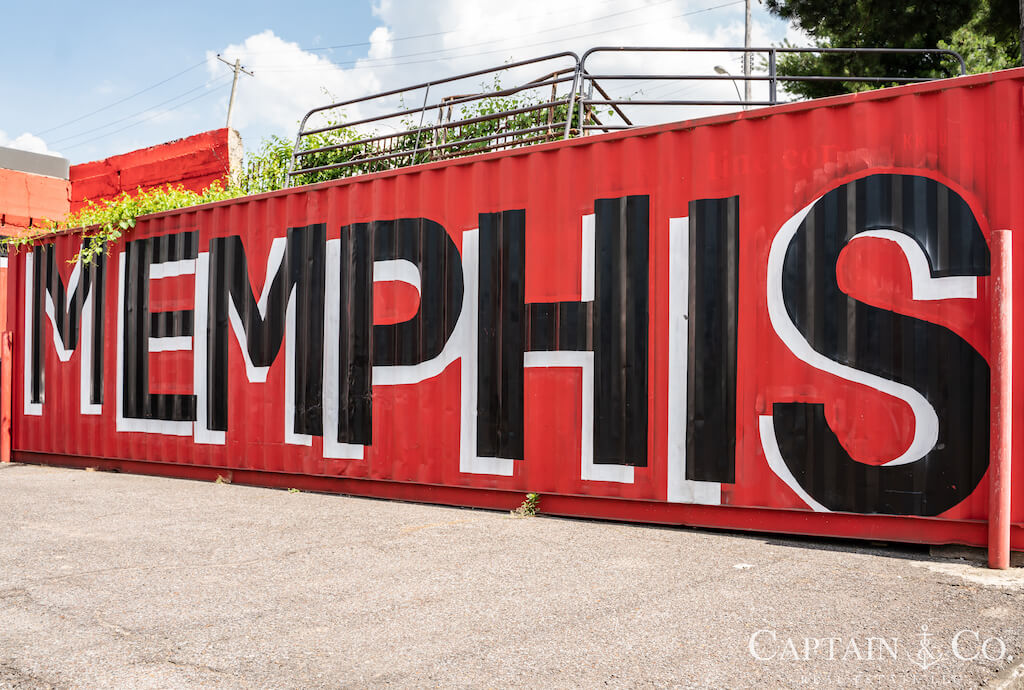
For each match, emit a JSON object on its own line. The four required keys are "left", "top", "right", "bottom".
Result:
{"left": 216, "top": 54, "right": 254, "bottom": 130}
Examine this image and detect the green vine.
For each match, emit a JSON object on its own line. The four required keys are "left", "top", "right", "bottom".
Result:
{"left": 4, "top": 82, "right": 591, "bottom": 266}
{"left": 4, "top": 182, "right": 240, "bottom": 265}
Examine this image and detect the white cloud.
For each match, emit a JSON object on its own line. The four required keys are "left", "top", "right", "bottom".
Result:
{"left": 0, "top": 130, "right": 62, "bottom": 158}
{"left": 207, "top": 30, "right": 384, "bottom": 136}
{"left": 211, "top": 1, "right": 800, "bottom": 151}
{"left": 367, "top": 27, "right": 393, "bottom": 61}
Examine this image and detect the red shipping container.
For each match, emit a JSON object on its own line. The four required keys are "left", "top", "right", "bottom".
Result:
{"left": 9, "top": 68, "right": 1024, "bottom": 549}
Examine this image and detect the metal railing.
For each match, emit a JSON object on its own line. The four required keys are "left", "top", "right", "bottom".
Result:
{"left": 576, "top": 46, "right": 966, "bottom": 132}
{"left": 288, "top": 52, "right": 581, "bottom": 183}
{"left": 288, "top": 46, "right": 965, "bottom": 185}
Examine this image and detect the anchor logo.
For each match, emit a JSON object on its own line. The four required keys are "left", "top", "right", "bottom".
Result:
{"left": 911, "top": 625, "right": 945, "bottom": 671}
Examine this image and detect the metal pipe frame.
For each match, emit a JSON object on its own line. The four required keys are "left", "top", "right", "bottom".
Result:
{"left": 294, "top": 120, "right": 571, "bottom": 177}
{"left": 296, "top": 97, "right": 572, "bottom": 160}
{"left": 287, "top": 46, "right": 966, "bottom": 184}
{"left": 288, "top": 52, "right": 581, "bottom": 184}
{"left": 577, "top": 46, "right": 966, "bottom": 127}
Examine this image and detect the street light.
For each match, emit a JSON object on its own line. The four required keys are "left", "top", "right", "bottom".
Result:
{"left": 714, "top": 65, "right": 744, "bottom": 107}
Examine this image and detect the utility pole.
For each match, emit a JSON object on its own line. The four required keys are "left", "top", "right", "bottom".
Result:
{"left": 217, "top": 54, "right": 254, "bottom": 130}
{"left": 744, "top": 0, "right": 751, "bottom": 105}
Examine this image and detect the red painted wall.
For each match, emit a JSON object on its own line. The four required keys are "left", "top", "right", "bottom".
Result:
{"left": 68, "top": 128, "right": 239, "bottom": 213}
{"left": 1, "top": 128, "right": 238, "bottom": 331}
{"left": 0, "top": 168, "right": 70, "bottom": 235}
{"left": 9, "top": 70, "right": 1023, "bottom": 549}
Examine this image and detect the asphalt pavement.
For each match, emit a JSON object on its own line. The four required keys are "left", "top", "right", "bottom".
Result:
{"left": 1, "top": 462, "right": 1022, "bottom": 689}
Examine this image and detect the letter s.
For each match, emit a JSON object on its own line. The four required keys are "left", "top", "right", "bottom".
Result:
{"left": 760, "top": 174, "right": 990, "bottom": 516}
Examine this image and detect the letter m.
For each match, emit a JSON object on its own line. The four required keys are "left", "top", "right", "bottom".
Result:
{"left": 24, "top": 243, "right": 105, "bottom": 415}
{"left": 202, "top": 225, "right": 325, "bottom": 443}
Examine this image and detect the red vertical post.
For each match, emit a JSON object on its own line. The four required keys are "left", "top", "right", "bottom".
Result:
{"left": 1, "top": 331, "right": 11, "bottom": 464}
{"left": 989, "top": 229, "right": 1013, "bottom": 569}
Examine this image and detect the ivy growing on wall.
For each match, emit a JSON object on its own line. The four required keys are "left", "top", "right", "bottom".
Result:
{"left": 6, "top": 82, "right": 583, "bottom": 265}
{"left": 5, "top": 182, "right": 240, "bottom": 265}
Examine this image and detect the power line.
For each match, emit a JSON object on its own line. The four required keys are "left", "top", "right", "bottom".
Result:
{"left": 61, "top": 84, "right": 229, "bottom": 152}
{"left": 45, "top": 0, "right": 745, "bottom": 154}
{"left": 51, "top": 75, "right": 232, "bottom": 147}
{"left": 36, "top": 59, "right": 208, "bottom": 136}
{"left": 216, "top": 54, "right": 254, "bottom": 129}
{"left": 39, "top": 0, "right": 740, "bottom": 147}
{"left": 41, "top": 0, "right": 665, "bottom": 138}
{"left": 255, "top": 0, "right": 744, "bottom": 73}
{"left": 247, "top": 0, "right": 640, "bottom": 55}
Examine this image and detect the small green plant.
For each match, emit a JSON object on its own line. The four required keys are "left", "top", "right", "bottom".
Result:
{"left": 511, "top": 492, "right": 540, "bottom": 517}
{"left": 234, "top": 135, "right": 295, "bottom": 194}
{"left": 286, "top": 77, "right": 588, "bottom": 185}
{"left": 287, "top": 488, "right": 301, "bottom": 494}
{"left": 214, "top": 474, "right": 231, "bottom": 485}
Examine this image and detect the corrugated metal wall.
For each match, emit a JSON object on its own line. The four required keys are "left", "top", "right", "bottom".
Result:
{"left": 9, "top": 68, "right": 1024, "bottom": 548}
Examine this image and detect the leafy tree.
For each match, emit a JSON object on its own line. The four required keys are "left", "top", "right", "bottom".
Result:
{"left": 765, "top": 0, "right": 1021, "bottom": 99}
{"left": 940, "top": 0, "right": 1021, "bottom": 73}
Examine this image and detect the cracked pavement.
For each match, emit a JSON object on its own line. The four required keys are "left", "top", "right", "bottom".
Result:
{"left": 1, "top": 462, "right": 1023, "bottom": 689}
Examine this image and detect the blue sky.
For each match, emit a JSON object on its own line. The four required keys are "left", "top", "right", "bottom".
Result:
{"left": 0, "top": 0, "right": 798, "bottom": 165}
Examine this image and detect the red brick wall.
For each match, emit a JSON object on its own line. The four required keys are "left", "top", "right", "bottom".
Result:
{"left": 69, "top": 128, "right": 240, "bottom": 213}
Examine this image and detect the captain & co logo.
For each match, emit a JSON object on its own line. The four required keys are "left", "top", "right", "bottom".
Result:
{"left": 749, "top": 626, "right": 1009, "bottom": 671}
